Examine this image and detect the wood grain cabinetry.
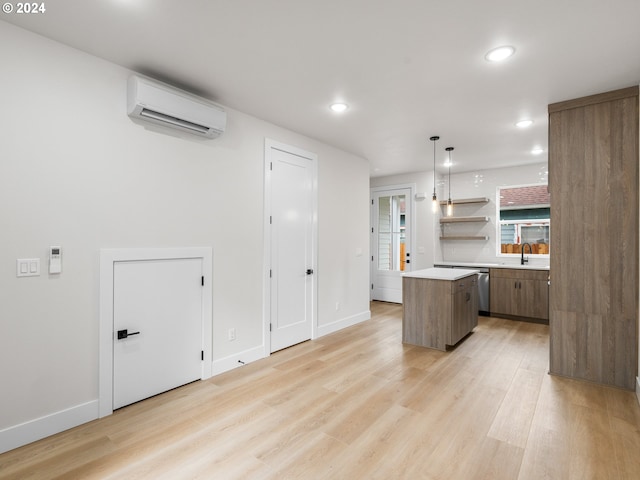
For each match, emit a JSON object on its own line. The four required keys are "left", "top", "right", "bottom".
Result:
{"left": 548, "top": 86, "right": 639, "bottom": 390}
{"left": 403, "top": 274, "right": 478, "bottom": 351}
{"left": 452, "top": 276, "right": 479, "bottom": 344}
{"left": 489, "top": 268, "right": 549, "bottom": 322}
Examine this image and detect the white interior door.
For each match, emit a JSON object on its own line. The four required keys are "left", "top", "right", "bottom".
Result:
{"left": 113, "top": 258, "right": 203, "bottom": 409}
{"left": 268, "top": 143, "right": 316, "bottom": 353}
{"left": 371, "top": 187, "right": 412, "bottom": 303}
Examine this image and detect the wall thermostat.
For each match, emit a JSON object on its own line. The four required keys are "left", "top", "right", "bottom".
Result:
{"left": 49, "top": 246, "right": 62, "bottom": 274}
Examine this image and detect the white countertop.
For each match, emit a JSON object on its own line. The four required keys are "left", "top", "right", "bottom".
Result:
{"left": 403, "top": 267, "right": 480, "bottom": 281}
{"left": 435, "top": 261, "right": 549, "bottom": 271}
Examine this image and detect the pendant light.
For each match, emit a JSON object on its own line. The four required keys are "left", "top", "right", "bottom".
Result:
{"left": 446, "top": 147, "right": 454, "bottom": 216}
{"left": 430, "top": 136, "right": 440, "bottom": 213}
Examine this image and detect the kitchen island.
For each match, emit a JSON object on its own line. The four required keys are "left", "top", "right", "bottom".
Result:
{"left": 402, "top": 268, "right": 479, "bottom": 351}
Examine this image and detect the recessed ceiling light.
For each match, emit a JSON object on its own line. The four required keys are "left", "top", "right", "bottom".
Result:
{"left": 531, "top": 148, "right": 544, "bottom": 155}
{"left": 485, "top": 45, "right": 516, "bottom": 62}
{"left": 330, "top": 103, "right": 349, "bottom": 113}
{"left": 516, "top": 119, "right": 534, "bottom": 128}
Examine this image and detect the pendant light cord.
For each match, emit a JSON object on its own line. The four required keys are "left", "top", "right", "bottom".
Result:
{"left": 446, "top": 147, "right": 454, "bottom": 200}
{"left": 448, "top": 158, "right": 451, "bottom": 199}
{"left": 445, "top": 147, "right": 454, "bottom": 216}
{"left": 429, "top": 136, "right": 439, "bottom": 197}
{"left": 433, "top": 140, "right": 436, "bottom": 193}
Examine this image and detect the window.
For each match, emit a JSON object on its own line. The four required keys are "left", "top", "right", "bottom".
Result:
{"left": 497, "top": 184, "right": 549, "bottom": 256}
{"left": 377, "top": 194, "right": 407, "bottom": 271}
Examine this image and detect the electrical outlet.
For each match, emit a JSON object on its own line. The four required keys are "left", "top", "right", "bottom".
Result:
{"left": 228, "top": 328, "right": 236, "bottom": 341}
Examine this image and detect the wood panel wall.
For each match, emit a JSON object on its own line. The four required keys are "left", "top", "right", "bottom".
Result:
{"left": 548, "top": 86, "right": 639, "bottom": 390}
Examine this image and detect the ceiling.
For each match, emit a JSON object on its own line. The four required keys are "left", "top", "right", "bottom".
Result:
{"left": 3, "top": 0, "right": 640, "bottom": 177}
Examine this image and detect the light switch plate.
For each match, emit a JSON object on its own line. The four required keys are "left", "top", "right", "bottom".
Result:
{"left": 17, "top": 258, "right": 40, "bottom": 277}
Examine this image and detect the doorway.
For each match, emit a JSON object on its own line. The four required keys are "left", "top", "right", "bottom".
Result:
{"left": 370, "top": 185, "right": 414, "bottom": 303}
{"left": 264, "top": 139, "right": 317, "bottom": 353}
{"left": 99, "top": 248, "right": 212, "bottom": 417}
{"left": 112, "top": 258, "right": 203, "bottom": 409}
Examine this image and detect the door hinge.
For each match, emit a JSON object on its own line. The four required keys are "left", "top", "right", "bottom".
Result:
{"left": 371, "top": 199, "right": 374, "bottom": 205}
{"left": 201, "top": 276, "right": 204, "bottom": 286}
{"left": 371, "top": 283, "right": 374, "bottom": 290}
{"left": 371, "top": 256, "right": 374, "bottom": 261}
{"left": 201, "top": 350, "right": 204, "bottom": 361}
{"left": 270, "top": 215, "right": 272, "bottom": 224}
{"left": 269, "top": 269, "right": 272, "bottom": 278}
{"left": 270, "top": 162, "right": 273, "bottom": 171}
{"left": 371, "top": 227, "right": 374, "bottom": 233}
{"left": 270, "top": 323, "right": 272, "bottom": 332}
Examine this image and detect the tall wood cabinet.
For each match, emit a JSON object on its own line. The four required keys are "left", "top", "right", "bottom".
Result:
{"left": 548, "top": 86, "right": 639, "bottom": 390}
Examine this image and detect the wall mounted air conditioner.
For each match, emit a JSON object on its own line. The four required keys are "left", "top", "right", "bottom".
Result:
{"left": 127, "top": 75, "right": 226, "bottom": 139}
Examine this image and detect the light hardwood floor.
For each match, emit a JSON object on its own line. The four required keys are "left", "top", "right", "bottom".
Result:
{"left": 2, "top": 301, "right": 640, "bottom": 479}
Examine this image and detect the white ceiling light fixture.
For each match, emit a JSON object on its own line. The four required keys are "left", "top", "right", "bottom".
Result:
{"left": 516, "top": 119, "right": 534, "bottom": 128}
{"left": 330, "top": 102, "right": 349, "bottom": 113}
{"left": 485, "top": 45, "right": 516, "bottom": 62}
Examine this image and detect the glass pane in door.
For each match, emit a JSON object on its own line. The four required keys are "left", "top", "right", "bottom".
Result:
{"left": 377, "top": 194, "right": 406, "bottom": 271}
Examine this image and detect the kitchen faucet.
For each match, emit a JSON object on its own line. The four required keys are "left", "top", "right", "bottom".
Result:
{"left": 521, "top": 243, "right": 532, "bottom": 265}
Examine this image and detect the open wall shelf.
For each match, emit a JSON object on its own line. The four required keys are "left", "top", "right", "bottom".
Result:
{"left": 439, "top": 197, "right": 489, "bottom": 206}
{"left": 439, "top": 235, "right": 489, "bottom": 241}
{"left": 439, "top": 216, "right": 489, "bottom": 224}
{"left": 438, "top": 197, "right": 491, "bottom": 242}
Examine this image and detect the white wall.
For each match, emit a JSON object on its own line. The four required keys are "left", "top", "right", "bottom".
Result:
{"left": 370, "top": 163, "right": 549, "bottom": 269}
{"left": 437, "top": 163, "right": 549, "bottom": 266}
{"left": 0, "top": 22, "right": 370, "bottom": 448}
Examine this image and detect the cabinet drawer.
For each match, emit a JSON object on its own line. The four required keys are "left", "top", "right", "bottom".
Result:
{"left": 490, "top": 268, "right": 548, "bottom": 281}
{"left": 451, "top": 274, "right": 477, "bottom": 294}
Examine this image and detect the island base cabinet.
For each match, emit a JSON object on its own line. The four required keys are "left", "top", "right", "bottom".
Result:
{"left": 402, "top": 275, "right": 478, "bottom": 351}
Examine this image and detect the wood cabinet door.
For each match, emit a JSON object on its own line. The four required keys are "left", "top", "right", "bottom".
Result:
{"left": 490, "top": 276, "right": 518, "bottom": 316}
{"left": 451, "top": 283, "right": 477, "bottom": 345}
{"left": 518, "top": 279, "right": 549, "bottom": 320}
{"left": 468, "top": 284, "right": 479, "bottom": 331}
{"left": 451, "top": 289, "right": 468, "bottom": 345}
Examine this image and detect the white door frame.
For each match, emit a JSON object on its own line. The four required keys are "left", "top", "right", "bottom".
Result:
{"left": 263, "top": 138, "right": 318, "bottom": 356}
{"left": 99, "top": 247, "right": 213, "bottom": 418}
{"left": 370, "top": 183, "right": 416, "bottom": 301}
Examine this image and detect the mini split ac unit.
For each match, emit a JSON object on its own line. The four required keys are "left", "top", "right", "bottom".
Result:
{"left": 127, "top": 75, "right": 226, "bottom": 139}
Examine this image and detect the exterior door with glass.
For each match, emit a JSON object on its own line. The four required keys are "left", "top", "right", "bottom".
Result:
{"left": 371, "top": 187, "right": 412, "bottom": 303}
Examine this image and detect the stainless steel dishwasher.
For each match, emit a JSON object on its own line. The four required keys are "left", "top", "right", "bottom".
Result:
{"left": 435, "top": 265, "right": 490, "bottom": 315}
{"left": 474, "top": 268, "right": 490, "bottom": 315}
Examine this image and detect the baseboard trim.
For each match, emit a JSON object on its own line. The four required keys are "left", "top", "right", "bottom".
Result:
{"left": 0, "top": 400, "right": 99, "bottom": 455}
{"left": 211, "top": 345, "right": 266, "bottom": 376}
{"left": 316, "top": 310, "right": 371, "bottom": 338}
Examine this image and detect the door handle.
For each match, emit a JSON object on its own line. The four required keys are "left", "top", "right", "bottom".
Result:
{"left": 117, "top": 329, "right": 140, "bottom": 340}
{"left": 306, "top": 269, "right": 314, "bottom": 275}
